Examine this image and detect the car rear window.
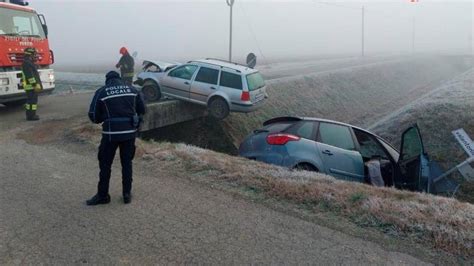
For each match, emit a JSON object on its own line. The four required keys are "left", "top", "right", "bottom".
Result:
{"left": 246, "top": 72, "right": 265, "bottom": 91}
{"left": 220, "top": 71, "right": 242, "bottom": 90}
{"left": 264, "top": 122, "right": 294, "bottom": 133}
{"left": 195, "top": 67, "right": 219, "bottom": 85}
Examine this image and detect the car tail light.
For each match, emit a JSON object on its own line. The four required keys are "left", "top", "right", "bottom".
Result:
{"left": 266, "top": 133, "right": 300, "bottom": 145}
{"left": 241, "top": 91, "right": 250, "bottom": 101}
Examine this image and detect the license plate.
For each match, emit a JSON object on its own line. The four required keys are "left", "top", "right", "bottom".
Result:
{"left": 255, "top": 94, "right": 264, "bottom": 102}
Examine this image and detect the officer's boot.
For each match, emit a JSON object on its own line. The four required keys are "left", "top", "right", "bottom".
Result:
{"left": 86, "top": 193, "right": 111, "bottom": 206}
{"left": 123, "top": 193, "right": 132, "bottom": 204}
{"left": 30, "top": 110, "right": 40, "bottom": 121}
{"left": 26, "top": 110, "right": 39, "bottom": 121}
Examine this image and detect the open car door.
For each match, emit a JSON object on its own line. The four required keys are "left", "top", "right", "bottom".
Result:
{"left": 397, "top": 124, "right": 459, "bottom": 195}
{"left": 397, "top": 125, "right": 430, "bottom": 192}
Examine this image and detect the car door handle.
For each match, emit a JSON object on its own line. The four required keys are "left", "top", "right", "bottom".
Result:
{"left": 184, "top": 81, "right": 190, "bottom": 85}
{"left": 210, "top": 86, "right": 216, "bottom": 90}
{"left": 322, "top": 150, "right": 333, "bottom": 156}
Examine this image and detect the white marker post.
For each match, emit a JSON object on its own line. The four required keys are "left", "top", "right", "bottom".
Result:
{"left": 452, "top": 129, "right": 474, "bottom": 157}
{"left": 436, "top": 129, "right": 474, "bottom": 182}
{"left": 457, "top": 158, "right": 474, "bottom": 181}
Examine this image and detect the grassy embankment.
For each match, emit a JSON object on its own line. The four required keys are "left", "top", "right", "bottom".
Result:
{"left": 67, "top": 121, "right": 474, "bottom": 258}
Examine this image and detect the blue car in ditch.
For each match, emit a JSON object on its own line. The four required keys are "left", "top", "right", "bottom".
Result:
{"left": 239, "top": 116, "right": 459, "bottom": 195}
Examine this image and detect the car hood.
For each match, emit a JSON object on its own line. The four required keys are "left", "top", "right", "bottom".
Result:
{"left": 142, "top": 60, "right": 180, "bottom": 70}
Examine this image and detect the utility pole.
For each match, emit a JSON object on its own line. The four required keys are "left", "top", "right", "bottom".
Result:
{"left": 361, "top": 6, "right": 365, "bottom": 57}
{"left": 226, "top": 0, "right": 235, "bottom": 62}
{"left": 412, "top": 17, "right": 415, "bottom": 54}
{"left": 410, "top": 0, "right": 418, "bottom": 54}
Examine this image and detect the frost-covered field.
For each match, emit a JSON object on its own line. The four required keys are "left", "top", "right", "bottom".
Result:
{"left": 55, "top": 72, "right": 104, "bottom": 92}
{"left": 259, "top": 55, "right": 401, "bottom": 80}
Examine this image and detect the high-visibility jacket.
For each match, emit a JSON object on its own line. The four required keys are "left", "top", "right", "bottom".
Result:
{"left": 21, "top": 57, "right": 42, "bottom": 91}
{"left": 116, "top": 53, "right": 135, "bottom": 78}
{"left": 88, "top": 77, "right": 146, "bottom": 142}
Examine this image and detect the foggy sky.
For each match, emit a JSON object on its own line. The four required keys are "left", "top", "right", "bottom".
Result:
{"left": 30, "top": 0, "right": 473, "bottom": 66}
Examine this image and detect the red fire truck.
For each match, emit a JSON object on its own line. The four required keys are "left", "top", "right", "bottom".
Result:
{"left": 0, "top": 0, "right": 54, "bottom": 106}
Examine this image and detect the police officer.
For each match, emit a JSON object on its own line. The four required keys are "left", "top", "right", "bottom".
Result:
{"left": 22, "top": 47, "right": 42, "bottom": 121}
{"left": 115, "top": 47, "right": 135, "bottom": 86}
{"left": 86, "top": 71, "right": 146, "bottom": 205}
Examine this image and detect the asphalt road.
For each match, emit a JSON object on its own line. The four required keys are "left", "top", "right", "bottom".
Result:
{"left": 0, "top": 93, "right": 429, "bottom": 264}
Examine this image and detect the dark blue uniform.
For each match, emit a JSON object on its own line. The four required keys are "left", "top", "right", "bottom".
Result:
{"left": 88, "top": 71, "right": 146, "bottom": 201}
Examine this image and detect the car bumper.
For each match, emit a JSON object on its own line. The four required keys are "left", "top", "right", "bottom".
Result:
{"left": 241, "top": 152, "right": 296, "bottom": 168}
{"left": 230, "top": 98, "right": 266, "bottom": 113}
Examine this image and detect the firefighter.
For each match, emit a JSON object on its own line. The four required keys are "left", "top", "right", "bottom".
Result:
{"left": 86, "top": 71, "right": 146, "bottom": 205}
{"left": 22, "top": 47, "right": 42, "bottom": 121}
{"left": 115, "top": 47, "right": 135, "bottom": 86}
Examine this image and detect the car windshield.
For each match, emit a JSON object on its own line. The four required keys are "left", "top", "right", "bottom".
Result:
{"left": 246, "top": 72, "right": 265, "bottom": 91}
{"left": 0, "top": 7, "right": 45, "bottom": 38}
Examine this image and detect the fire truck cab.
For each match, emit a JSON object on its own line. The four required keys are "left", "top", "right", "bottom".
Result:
{"left": 0, "top": 0, "right": 55, "bottom": 106}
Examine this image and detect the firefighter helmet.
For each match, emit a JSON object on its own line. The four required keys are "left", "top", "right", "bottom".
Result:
{"left": 119, "top": 47, "right": 128, "bottom": 55}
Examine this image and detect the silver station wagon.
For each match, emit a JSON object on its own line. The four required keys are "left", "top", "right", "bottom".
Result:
{"left": 137, "top": 58, "right": 268, "bottom": 120}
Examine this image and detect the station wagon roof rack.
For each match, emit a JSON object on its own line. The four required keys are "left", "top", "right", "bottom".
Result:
{"left": 204, "top": 58, "right": 249, "bottom": 68}
{"left": 187, "top": 58, "right": 256, "bottom": 74}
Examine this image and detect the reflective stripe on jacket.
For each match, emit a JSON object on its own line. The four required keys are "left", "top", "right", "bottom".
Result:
{"left": 117, "top": 54, "right": 135, "bottom": 78}
{"left": 122, "top": 72, "right": 134, "bottom": 78}
{"left": 21, "top": 58, "right": 41, "bottom": 91}
{"left": 88, "top": 77, "right": 146, "bottom": 142}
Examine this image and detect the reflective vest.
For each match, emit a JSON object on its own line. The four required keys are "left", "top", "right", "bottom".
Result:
{"left": 21, "top": 72, "right": 37, "bottom": 91}
{"left": 21, "top": 58, "right": 41, "bottom": 91}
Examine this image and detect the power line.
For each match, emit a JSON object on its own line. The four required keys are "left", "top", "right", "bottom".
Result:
{"left": 312, "top": 1, "right": 362, "bottom": 11}
{"left": 238, "top": 1, "right": 268, "bottom": 64}
{"left": 312, "top": 0, "right": 413, "bottom": 21}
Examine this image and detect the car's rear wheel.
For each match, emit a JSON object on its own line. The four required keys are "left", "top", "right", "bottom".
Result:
{"left": 295, "top": 163, "right": 318, "bottom": 172}
{"left": 208, "top": 97, "right": 229, "bottom": 120}
{"left": 141, "top": 82, "right": 161, "bottom": 102}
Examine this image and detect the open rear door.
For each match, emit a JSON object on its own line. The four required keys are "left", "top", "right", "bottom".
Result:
{"left": 397, "top": 125, "right": 430, "bottom": 191}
